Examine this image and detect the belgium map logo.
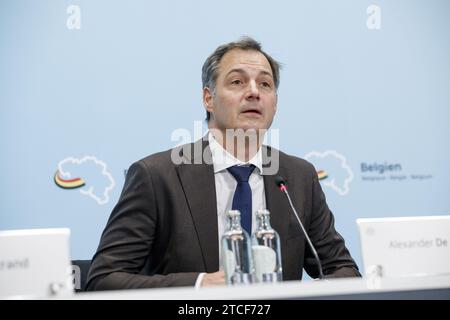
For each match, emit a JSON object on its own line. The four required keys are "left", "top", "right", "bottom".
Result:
{"left": 53, "top": 156, "right": 115, "bottom": 205}
{"left": 304, "top": 150, "right": 353, "bottom": 196}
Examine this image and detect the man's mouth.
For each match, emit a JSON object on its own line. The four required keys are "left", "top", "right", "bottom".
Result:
{"left": 241, "top": 108, "right": 262, "bottom": 116}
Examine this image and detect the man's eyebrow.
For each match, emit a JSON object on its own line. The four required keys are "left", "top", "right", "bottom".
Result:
{"left": 225, "top": 68, "right": 274, "bottom": 78}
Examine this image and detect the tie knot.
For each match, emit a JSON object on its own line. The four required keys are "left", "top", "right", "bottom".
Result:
{"left": 227, "top": 165, "right": 256, "bottom": 183}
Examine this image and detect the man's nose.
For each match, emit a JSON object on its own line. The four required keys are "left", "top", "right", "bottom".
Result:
{"left": 245, "top": 80, "right": 260, "bottom": 100}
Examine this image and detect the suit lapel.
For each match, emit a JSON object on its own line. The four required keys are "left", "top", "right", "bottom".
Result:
{"left": 176, "top": 139, "right": 219, "bottom": 272}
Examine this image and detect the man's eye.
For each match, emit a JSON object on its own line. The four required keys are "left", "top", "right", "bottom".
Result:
{"left": 231, "top": 80, "right": 242, "bottom": 85}
{"left": 261, "top": 82, "right": 272, "bottom": 88}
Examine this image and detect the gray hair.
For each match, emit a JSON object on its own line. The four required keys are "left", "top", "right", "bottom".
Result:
{"left": 202, "top": 36, "right": 281, "bottom": 121}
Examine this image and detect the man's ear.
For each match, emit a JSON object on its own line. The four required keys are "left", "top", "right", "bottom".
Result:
{"left": 203, "top": 87, "right": 214, "bottom": 114}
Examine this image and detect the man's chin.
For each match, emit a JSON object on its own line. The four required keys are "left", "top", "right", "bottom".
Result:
{"left": 238, "top": 124, "right": 268, "bottom": 133}
{"left": 234, "top": 119, "right": 267, "bottom": 130}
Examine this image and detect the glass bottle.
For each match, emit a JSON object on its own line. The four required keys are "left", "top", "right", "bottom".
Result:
{"left": 221, "top": 210, "right": 254, "bottom": 285}
{"left": 251, "top": 209, "right": 283, "bottom": 283}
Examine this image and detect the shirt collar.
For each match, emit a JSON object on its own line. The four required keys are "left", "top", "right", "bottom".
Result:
{"left": 208, "top": 132, "right": 263, "bottom": 174}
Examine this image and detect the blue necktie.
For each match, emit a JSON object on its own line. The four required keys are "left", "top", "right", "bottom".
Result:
{"left": 227, "top": 165, "right": 255, "bottom": 235}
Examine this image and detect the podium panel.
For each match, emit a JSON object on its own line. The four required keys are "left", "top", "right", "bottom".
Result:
{"left": 71, "top": 275, "right": 450, "bottom": 300}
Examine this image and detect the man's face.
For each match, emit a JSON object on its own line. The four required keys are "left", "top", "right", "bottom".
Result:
{"left": 204, "top": 49, "right": 278, "bottom": 134}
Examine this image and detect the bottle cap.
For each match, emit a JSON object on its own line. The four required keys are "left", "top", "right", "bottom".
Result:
{"left": 227, "top": 210, "right": 241, "bottom": 217}
{"left": 256, "top": 209, "right": 270, "bottom": 217}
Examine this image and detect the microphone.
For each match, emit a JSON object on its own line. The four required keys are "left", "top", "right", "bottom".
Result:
{"left": 275, "top": 176, "right": 324, "bottom": 280}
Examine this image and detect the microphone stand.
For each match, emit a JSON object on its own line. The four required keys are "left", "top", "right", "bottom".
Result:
{"left": 277, "top": 178, "right": 325, "bottom": 280}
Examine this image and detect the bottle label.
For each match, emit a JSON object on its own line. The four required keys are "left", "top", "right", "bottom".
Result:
{"left": 252, "top": 245, "right": 276, "bottom": 282}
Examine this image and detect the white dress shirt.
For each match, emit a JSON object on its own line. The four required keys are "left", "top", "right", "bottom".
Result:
{"left": 195, "top": 132, "right": 267, "bottom": 288}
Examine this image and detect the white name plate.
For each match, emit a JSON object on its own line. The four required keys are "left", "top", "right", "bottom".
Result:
{"left": 0, "top": 228, "right": 74, "bottom": 299}
{"left": 357, "top": 215, "right": 450, "bottom": 278}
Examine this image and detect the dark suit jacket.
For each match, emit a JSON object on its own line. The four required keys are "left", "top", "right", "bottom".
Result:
{"left": 86, "top": 139, "right": 360, "bottom": 290}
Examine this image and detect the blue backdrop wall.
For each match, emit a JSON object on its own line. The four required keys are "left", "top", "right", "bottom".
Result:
{"left": 1, "top": 0, "right": 449, "bottom": 275}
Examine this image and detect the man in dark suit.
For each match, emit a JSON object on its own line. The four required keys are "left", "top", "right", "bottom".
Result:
{"left": 86, "top": 37, "right": 360, "bottom": 290}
